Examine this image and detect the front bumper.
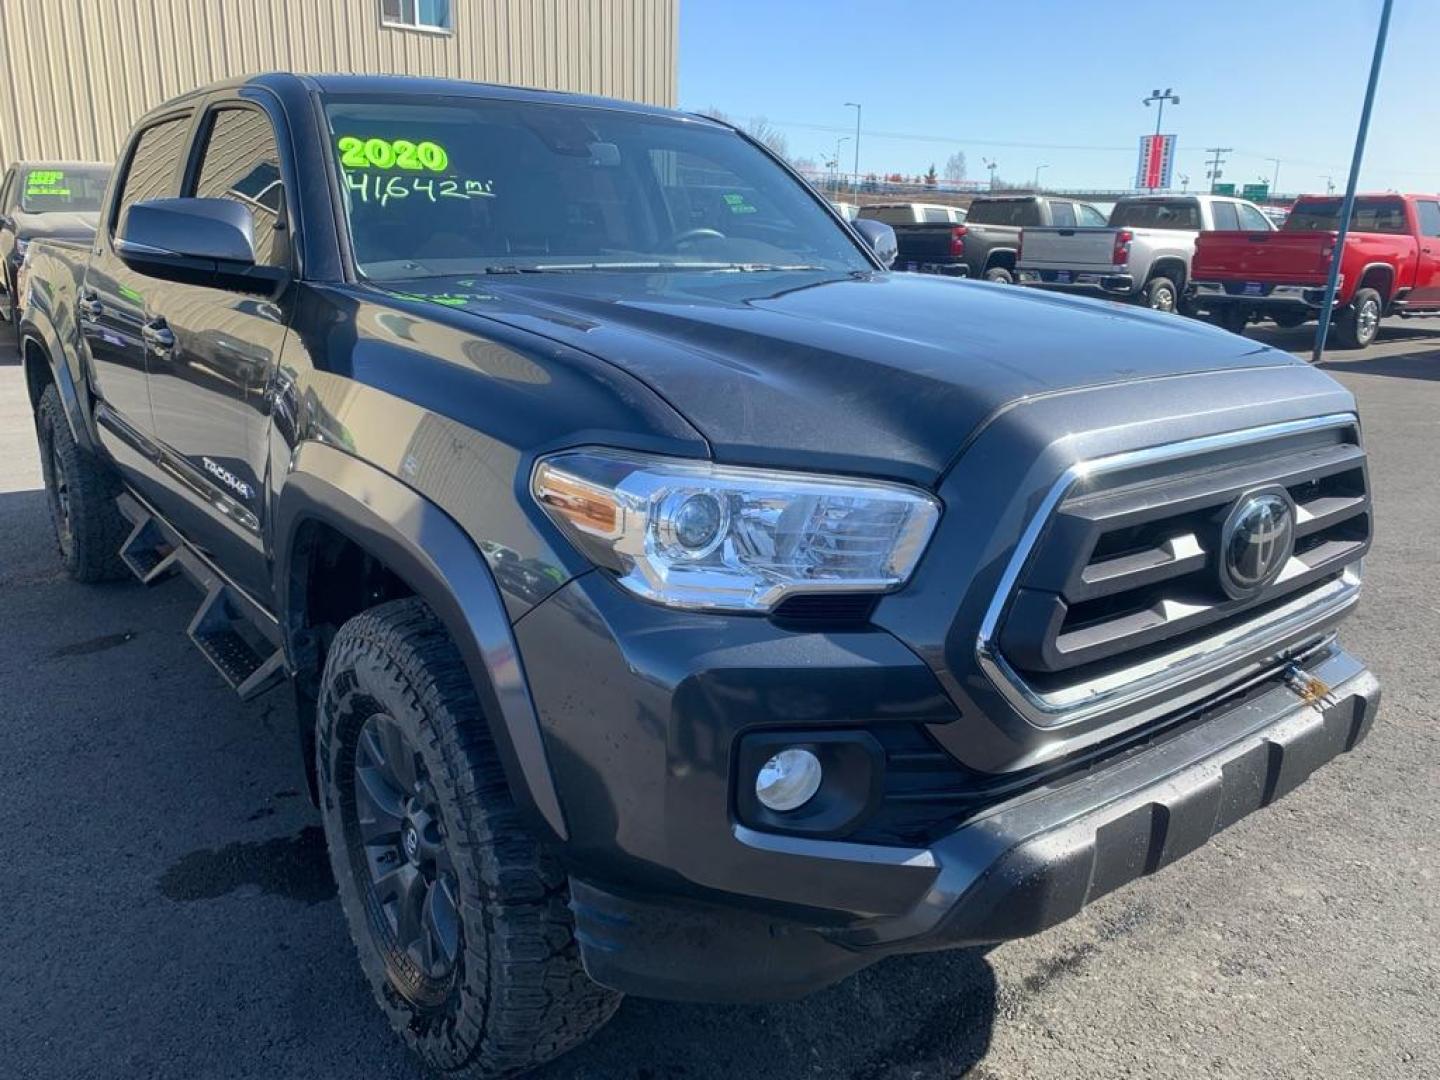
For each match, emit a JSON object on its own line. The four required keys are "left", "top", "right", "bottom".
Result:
{"left": 1018, "top": 268, "right": 1135, "bottom": 295}
{"left": 560, "top": 636, "right": 1378, "bottom": 1001}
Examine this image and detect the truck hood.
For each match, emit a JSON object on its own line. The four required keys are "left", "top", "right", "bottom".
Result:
{"left": 12, "top": 209, "right": 100, "bottom": 241}
{"left": 385, "top": 269, "right": 1292, "bottom": 483}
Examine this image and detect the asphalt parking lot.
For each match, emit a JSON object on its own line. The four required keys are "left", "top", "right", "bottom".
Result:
{"left": 3, "top": 318, "right": 1437, "bottom": 1080}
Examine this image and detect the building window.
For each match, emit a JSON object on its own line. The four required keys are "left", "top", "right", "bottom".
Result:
{"left": 381, "top": 0, "right": 452, "bottom": 32}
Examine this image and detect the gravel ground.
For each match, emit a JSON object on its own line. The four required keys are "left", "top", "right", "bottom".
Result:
{"left": 2, "top": 320, "right": 1436, "bottom": 1080}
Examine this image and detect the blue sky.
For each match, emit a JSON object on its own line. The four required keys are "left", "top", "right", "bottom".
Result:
{"left": 678, "top": 0, "right": 1440, "bottom": 195}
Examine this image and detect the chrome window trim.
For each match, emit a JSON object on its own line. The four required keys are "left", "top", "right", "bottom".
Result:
{"left": 976, "top": 413, "right": 1362, "bottom": 729}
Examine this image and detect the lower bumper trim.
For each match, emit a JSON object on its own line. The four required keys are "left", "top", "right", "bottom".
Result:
{"left": 572, "top": 646, "right": 1378, "bottom": 1001}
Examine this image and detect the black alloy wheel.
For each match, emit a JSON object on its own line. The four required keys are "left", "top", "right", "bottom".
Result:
{"left": 43, "top": 434, "right": 74, "bottom": 559}
{"left": 352, "top": 712, "right": 462, "bottom": 993}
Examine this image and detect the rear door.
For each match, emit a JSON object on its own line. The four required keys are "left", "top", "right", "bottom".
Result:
{"left": 84, "top": 110, "right": 193, "bottom": 442}
{"left": 143, "top": 100, "right": 296, "bottom": 598}
{"left": 1410, "top": 199, "right": 1440, "bottom": 306}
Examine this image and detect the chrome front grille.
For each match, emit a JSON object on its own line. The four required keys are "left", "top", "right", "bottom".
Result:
{"left": 978, "top": 415, "right": 1369, "bottom": 728}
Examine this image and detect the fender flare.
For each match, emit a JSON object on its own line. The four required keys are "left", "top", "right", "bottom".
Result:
{"left": 18, "top": 316, "right": 97, "bottom": 452}
{"left": 1146, "top": 256, "right": 1188, "bottom": 290}
{"left": 982, "top": 247, "right": 1018, "bottom": 272}
{"left": 1354, "top": 261, "right": 1396, "bottom": 304}
{"left": 274, "top": 440, "right": 569, "bottom": 842}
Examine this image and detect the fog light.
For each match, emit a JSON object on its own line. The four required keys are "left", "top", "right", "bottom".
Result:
{"left": 755, "top": 748, "right": 823, "bottom": 812}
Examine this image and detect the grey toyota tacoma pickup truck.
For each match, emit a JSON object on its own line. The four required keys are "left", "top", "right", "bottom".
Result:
{"left": 22, "top": 73, "right": 1378, "bottom": 1078}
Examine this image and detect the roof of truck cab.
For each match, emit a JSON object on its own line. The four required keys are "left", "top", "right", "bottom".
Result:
{"left": 136, "top": 72, "right": 718, "bottom": 129}
{"left": 276, "top": 71, "right": 697, "bottom": 121}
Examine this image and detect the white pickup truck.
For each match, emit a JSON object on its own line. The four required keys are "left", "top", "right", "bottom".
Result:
{"left": 1017, "top": 194, "right": 1274, "bottom": 312}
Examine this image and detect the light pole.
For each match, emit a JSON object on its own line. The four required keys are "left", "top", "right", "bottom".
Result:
{"left": 833, "top": 137, "right": 850, "bottom": 196}
{"left": 1265, "top": 157, "right": 1282, "bottom": 194}
{"left": 1313, "top": 0, "right": 1393, "bottom": 362}
{"left": 983, "top": 157, "right": 999, "bottom": 190}
{"left": 1143, "top": 87, "right": 1180, "bottom": 137}
{"left": 1033, "top": 163, "right": 1048, "bottom": 190}
{"left": 844, "top": 102, "right": 862, "bottom": 194}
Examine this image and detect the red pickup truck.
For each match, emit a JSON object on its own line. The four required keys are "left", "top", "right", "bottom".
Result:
{"left": 1189, "top": 193, "right": 1440, "bottom": 348}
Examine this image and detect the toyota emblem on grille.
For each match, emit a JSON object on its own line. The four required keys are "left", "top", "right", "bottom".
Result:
{"left": 1219, "top": 491, "right": 1296, "bottom": 599}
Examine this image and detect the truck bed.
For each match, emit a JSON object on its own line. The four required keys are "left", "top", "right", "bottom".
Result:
{"left": 891, "top": 222, "right": 967, "bottom": 275}
{"left": 1193, "top": 229, "right": 1416, "bottom": 285}
{"left": 1017, "top": 226, "right": 1117, "bottom": 269}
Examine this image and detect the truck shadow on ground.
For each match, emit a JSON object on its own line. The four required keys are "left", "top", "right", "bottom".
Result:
{"left": 1316, "top": 347, "right": 1440, "bottom": 382}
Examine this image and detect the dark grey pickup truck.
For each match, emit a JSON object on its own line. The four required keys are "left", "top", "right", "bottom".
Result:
{"left": 22, "top": 73, "right": 1379, "bottom": 1078}
{"left": 963, "top": 194, "right": 1108, "bottom": 282}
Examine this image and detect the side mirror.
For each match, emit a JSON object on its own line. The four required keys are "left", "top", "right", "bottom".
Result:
{"left": 852, "top": 218, "right": 897, "bottom": 269}
{"left": 117, "top": 198, "right": 286, "bottom": 294}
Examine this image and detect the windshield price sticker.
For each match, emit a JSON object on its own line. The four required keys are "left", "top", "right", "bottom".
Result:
{"left": 342, "top": 172, "right": 495, "bottom": 206}
{"left": 26, "top": 169, "right": 70, "bottom": 195}
{"left": 722, "top": 192, "right": 758, "bottom": 215}
{"left": 336, "top": 135, "right": 450, "bottom": 172}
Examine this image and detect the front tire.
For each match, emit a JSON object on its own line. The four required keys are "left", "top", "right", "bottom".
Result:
{"left": 317, "top": 598, "right": 620, "bottom": 1078}
{"left": 36, "top": 384, "right": 129, "bottom": 582}
{"left": 1334, "top": 287, "right": 1382, "bottom": 349}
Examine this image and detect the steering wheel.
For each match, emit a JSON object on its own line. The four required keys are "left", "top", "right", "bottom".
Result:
{"left": 670, "top": 227, "right": 726, "bottom": 247}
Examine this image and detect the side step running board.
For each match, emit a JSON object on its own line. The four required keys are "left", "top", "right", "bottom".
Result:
{"left": 188, "top": 582, "right": 288, "bottom": 699}
{"left": 116, "top": 492, "right": 287, "bottom": 701}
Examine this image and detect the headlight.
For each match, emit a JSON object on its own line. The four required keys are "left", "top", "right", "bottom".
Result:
{"left": 532, "top": 449, "right": 941, "bottom": 612}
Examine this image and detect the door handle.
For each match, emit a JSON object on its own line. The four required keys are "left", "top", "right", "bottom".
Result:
{"left": 77, "top": 289, "right": 103, "bottom": 321}
{"left": 142, "top": 319, "right": 175, "bottom": 355}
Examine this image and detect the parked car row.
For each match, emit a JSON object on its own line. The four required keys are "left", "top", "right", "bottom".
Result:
{"left": 863, "top": 188, "right": 1440, "bottom": 350}
{"left": 1189, "top": 193, "right": 1440, "bottom": 348}
{"left": 1018, "top": 193, "right": 1275, "bottom": 314}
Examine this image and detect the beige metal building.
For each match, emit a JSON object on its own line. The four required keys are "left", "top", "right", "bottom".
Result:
{"left": 0, "top": 0, "right": 678, "bottom": 171}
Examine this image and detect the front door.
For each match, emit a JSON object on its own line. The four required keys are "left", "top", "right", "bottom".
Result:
{"left": 83, "top": 112, "right": 193, "bottom": 444}
{"left": 143, "top": 103, "right": 295, "bottom": 601}
{"left": 1409, "top": 199, "right": 1440, "bottom": 308}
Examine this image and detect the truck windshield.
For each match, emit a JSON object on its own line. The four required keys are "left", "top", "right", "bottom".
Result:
{"left": 323, "top": 96, "right": 872, "bottom": 279}
{"left": 1285, "top": 198, "right": 1408, "bottom": 235}
{"left": 18, "top": 166, "right": 110, "bottom": 213}
{"left": 1108, "top": 200, "right": 1201, "bottom": 230}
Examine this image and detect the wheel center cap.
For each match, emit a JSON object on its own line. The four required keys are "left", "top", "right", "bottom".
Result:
{"left": 403, "top": 826, "right": 420, "bottom": 863}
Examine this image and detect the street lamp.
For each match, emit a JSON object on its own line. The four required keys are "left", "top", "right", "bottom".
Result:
{"left": 983, "top": 157, "right": 999, "bottom": 190}
{"left": 844, "top": 102, "right": 862, "bottom": 194}
{"left": 1266, "top": 157, "right": 1281, "bottom": 193}
{"left": 1142, "top": 87, "right": 1180, "bottom": 137}
{"left": 833, "top": 136, "right": 850, "bottom": 196}
{"left": 1033, "top": 163, "right": 1048, "bottom": 190}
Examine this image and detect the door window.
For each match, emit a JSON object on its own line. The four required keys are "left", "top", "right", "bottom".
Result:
{"left": 1210, "top": 201, "right": 1240, "bottom": 231}
{"left": 1415, "top": 201, "right": 1440, "bottom": 238}
{"left": 1077, "top": 203, "right": 1107, "bottom": 227}
{"left": 1236, "top": 203, "right": 1270, "bottom": 231}
{"left": 190, "top": 108, "right": 289, "bottom": 267}
{"left": 112, "top": 116, "right": 191, "bottom": 236}
{"left": 1049, "top": 202, "right": 1077, "bottom": 228}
